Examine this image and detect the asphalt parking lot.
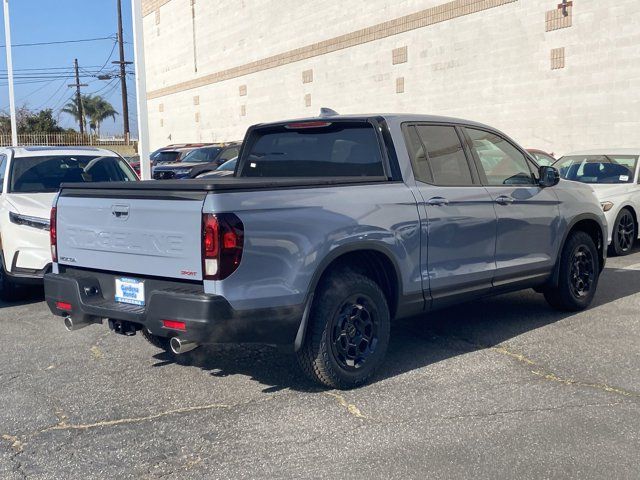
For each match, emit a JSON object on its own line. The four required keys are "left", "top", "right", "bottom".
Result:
{"left": 1, "top": 251, "right": 639, "bottom": 479}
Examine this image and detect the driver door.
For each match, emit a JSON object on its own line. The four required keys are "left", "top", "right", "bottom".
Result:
{"left": 463, "top": 127, "right": 561, "bottom": 286}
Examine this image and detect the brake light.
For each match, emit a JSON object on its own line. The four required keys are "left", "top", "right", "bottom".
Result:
{"left": 202, "top": 213, "right": 244, "bottom": 280}
{"left": 285, "top": 121, "right": 332, "bottom": 129}
{"left": 162, "top": 320, "right": 186, "bottom": 331}
{"left": 56, "top": 301, "right": 72, "bottom": 312}
{"left": 50, "top": 207, "right": 57, "bottom": 262}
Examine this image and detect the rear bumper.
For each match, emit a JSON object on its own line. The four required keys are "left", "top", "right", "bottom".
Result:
{"left": 1, "top": 252, "right": 50, "bottom": 285}
{"left": 44, "top": 271, "right": 303, "bottom": 346}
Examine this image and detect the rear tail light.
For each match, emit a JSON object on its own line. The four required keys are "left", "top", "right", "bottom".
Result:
{"left": 162, "top": 320, "right": 186, "bottom": 331}
{"left": 55, "top": 301, "right": 72, "bottom": 312}
{"left": 50, "top": 207, "right": 57, "bottom": 262}
{"left": 202, "top": 213, "right": 244, "bottom": 280}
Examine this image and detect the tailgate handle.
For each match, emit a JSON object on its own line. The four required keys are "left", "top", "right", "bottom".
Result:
{"left": 111, "top": 204, "right": 130, "bottom": 220}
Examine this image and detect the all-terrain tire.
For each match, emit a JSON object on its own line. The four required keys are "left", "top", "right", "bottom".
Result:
{"left": 544, "top": 231, "right": 600, "bottom": 312}
{"left": 296, "top": 267, "right": 390, "bottom": 389}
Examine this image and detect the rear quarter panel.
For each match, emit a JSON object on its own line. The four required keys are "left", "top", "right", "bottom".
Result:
{"left": 203, "top": 183, "right": 422, "bottom": 310}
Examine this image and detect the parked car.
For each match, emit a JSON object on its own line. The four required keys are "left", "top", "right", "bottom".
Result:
{"left": 152, "top": 143, "right": 241, "bottom": 180}
{"left": 44, "top": 114, "right": 606, "bottom": 389}
{"left": 527, "top": 149, "right": 556, "bottom": 166}
{"left": 124, "top": 155, "right": 141, "bottom": 176}
{"left": 195, "top": 157, "right": 237, "bottom": 178}
{"left": 554, "top": 149, "right": 640, "bottom": 256}
{"left": 188, "top": 143, "right": 241, "bottom": 178}
{"left": 0, "top": 146, "right": 138, "bottom": 300}
{"left": 150, "top": 146, "right": 197, "bottom": 166}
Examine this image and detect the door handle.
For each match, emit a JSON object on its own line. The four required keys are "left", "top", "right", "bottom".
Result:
{"left": 495, "top": 195, "right": 515, "bottom": 205}
{"left": 427, "top": 197, "right": 449, "bottom": 206}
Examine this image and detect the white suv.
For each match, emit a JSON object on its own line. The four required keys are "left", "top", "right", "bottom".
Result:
{"left": 0, "top": 146, "right": 138, "bottom": 300}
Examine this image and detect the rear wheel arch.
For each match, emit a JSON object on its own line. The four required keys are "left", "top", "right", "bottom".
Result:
{"left": 550, "top": 215, "right": 605, "bottom": 287}
{"left": 294, "top": 244, "right": 402, "bottom": 352}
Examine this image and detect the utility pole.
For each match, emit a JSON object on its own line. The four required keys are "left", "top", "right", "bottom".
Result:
{"left": 115, "top": 0, "right": 132, "bottom": 142}
{"left": 69, "top": 59, "right": 88, "bottom": 135}
{"left": 3, "top": 0, "right": 17, "bottom": 146}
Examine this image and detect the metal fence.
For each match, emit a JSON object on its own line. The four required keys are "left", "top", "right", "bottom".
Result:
{"left": 0, "top": 133, "right": 137, "bottom": 147}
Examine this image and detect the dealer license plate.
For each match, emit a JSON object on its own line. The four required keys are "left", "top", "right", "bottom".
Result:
{"left": 115, "top": 277, "right": 145, "bottom": 306}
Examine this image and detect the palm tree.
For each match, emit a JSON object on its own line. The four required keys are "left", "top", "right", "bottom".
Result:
{"left": 62, "top": 97, "right": 86, "bottom": 133}
{"left": 62, "top": 94, "right": 118, "bottom": 136}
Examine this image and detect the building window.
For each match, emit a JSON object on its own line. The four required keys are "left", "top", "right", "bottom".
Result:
{"left": 304, "top": 94, "right": 311, "bottom": 107}
{"left": 392, "top": 46, "right": 408, "bottom": 65}
{"left": 239, "top": 84, "right": 247, "bottom": 96}
{"left": 155, "top": 9, "right": 161, "bottom": 25}
{"left": 193, "top": 96, "right": 200, "bottom": 106}
{"left": 240, "top": 105, "right": 246, "bottom": 116}
{"left": 195, "top": 112, "right": 200, "bottom": 123}
{"left": 159, "top": 103, "right": 164, "bottom": 113}
{"left": 396, "top": 77, "right": 405, "bottom": 94}
{"left": 160, "top": 118, "right": 164, "bottom": 127}
{"left": 546, "top": 2, "right": 573, "bottom": 32}
{"left": 551, "top": 47, "right": 565, "bottom": 70}
{"left": 302, "top": 69, "right": 314, "bottom": 84}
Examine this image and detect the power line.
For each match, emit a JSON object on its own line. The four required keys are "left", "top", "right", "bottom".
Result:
{"left": 33, "top": 78, "right": 69, "bottom": 110}
{"left": 96, "top": 40, "right": 119, "bottom": 75}
{"left": 0, "top": 35, "right": 116, "bottom": 48}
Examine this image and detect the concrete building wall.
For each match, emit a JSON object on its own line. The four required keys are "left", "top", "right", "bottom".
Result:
{"left": 141, "top": 0, "right": 640, "bottom": 156}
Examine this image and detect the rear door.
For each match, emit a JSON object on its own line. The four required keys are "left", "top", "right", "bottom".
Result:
{"left": 463, "top": 127, "right": 560, "bottom": 286}
{"left": 56, "top": 190, "right": 206, "bottom": 281}
{"left": 404, "top": 124, "right": 498, "bottom": 308}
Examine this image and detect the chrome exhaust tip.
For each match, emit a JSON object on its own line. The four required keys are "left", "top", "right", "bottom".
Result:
{"left": 169, "top": 337, "right": 199, "bottom": 355}
{"left": 63, "top": 316, "right": 74, "bottom": 331}
{"left": 64, "top": 315, "right": 101, "bottom": 332}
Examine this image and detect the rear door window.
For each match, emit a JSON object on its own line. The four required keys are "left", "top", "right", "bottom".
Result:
{"left": 411, "top": 125, "right": 474, "bottom": 186}
{"left": 238, "top": 122, "right": 385, "bottom": 177}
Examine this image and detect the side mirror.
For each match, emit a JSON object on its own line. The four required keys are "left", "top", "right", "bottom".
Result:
{"left": 539, "top": 166, "right": 560, "bottom": 188}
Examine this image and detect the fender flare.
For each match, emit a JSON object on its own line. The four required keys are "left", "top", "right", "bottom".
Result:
{"left": 293, "top": 241, "right": 404, "bottom": 351}
{"left": 549, "top": 213, "right": 607, "bottom": 287}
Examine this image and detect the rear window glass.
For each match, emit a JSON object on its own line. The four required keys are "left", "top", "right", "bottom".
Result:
{"left": 9, "top": 155, "right": 137, "bottom": 193}
{"left": 182, "top": 148, "right": 222, "bottom": 163}
{"left": 153, "top": 151, "right": 181, "bottom": 163}
{"left": 238, "top": 122, "right": 385, "bottom": 177}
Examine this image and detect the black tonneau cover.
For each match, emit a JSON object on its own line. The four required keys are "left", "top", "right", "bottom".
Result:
{"left": 60, "top": 176, "right": 389, "bottom": 192}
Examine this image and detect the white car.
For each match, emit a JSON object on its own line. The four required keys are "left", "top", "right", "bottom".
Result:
{"left": 0, "top": 146, "right": 138, "bottom": 300}
{"left": 554, "top": 149, "right": 640, "bottom": 256}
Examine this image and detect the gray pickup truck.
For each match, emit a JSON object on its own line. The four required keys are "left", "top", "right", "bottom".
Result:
{"left": 44, "top": 114, "right": 607, "bottom": 388}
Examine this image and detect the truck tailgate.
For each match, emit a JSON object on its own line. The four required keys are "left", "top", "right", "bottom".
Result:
{"left": 56, "top": 192, "right": 206, "bottom": 281}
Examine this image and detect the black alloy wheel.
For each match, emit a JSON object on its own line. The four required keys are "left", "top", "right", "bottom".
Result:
{"left": 330, "top": 296, "right": 379, "bottom": 370}
{"left": 569, "top": 245, "right": 595, "bottom": 298}
{"left": 612, "top": 209, "right": 635, "bottom": 256}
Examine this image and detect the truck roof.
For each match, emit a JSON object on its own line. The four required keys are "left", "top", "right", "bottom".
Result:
{"left": 252, "top": 113, "right": 496, "bottom": 131}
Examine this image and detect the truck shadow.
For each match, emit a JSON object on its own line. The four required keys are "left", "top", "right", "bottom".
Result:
{"left": 152, "top": 265, "right": 640, "bottom": 392}
{"left": 0, "top": 285, "right": 44, "bottom": 309}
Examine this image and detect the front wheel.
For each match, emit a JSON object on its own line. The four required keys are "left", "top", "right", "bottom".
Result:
{"left": 610, "top": 208, "right": 636, "bottom": 256}
{"left": 296, "top": 268, "right": 390, "bottom": 389}
{"left": 544, "top": 231, "right": 600, "bottom": 311}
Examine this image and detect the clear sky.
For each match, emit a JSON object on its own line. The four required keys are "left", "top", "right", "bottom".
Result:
{"left": 0, "top": 0, "right": 137, "bottom": 137}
